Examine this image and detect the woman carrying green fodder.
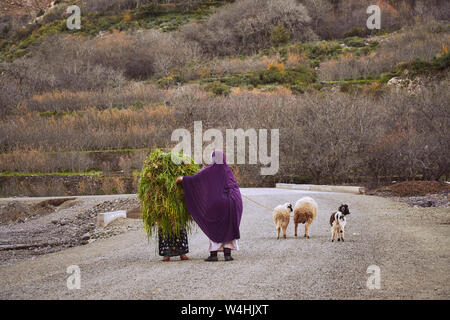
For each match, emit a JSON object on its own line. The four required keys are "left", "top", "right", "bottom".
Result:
{"left": 138, "top": 149, "right": 200, "bottom": 262}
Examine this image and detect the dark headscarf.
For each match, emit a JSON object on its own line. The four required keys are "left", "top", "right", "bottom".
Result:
{"left": 182, "top": 150, "right": 243, "bottom": 243}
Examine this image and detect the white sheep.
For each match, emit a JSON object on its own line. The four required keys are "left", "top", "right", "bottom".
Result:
{"left": 293, "top": 196, "right": 318, "bottom": 238}
{"left": 273, "top": 203, "right": 293, "bottom": 239}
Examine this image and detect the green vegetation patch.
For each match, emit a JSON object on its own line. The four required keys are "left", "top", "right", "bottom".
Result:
{"left": 259, "top": 38, "right": 378, "bottom": 69}
{"left": 2, "top": 20, "right": 66, "bottom": 61}
{"left": 395, "top": 52, "right": 450, "bottom": 76}
{"left": 138, "top": 149, "right": 200, "bottom": 239}
{"left": 0, "top": 170, "right": 102, "bottom": 177}
{"left": 205, "top": 81, "right": 232, "bottom": 96}
{"left": 343, "top": 36, "right": 366, "bottom": 48}
{"left": 201, "top": 64, "right": 316, "bottom": 94}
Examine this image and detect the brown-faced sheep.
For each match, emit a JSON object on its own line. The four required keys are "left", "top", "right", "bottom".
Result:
{"left": 273, "top": 203, "right": 293, "bottom": 239}
{"left": 293, "top": 196, "right": 318, "bottom": 238}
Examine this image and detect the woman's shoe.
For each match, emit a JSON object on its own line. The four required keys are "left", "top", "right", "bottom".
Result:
{"left": 180, "top": 254, "right": 189, "bottom": 260}
{"left": 224, "top": 248, "right": 234, "bottom": 261}
{"left": 162, "top": 256, "right": 170, "bottom": 262}
{"left": 224, "top": 255, "right": 234, "bottom": 261}
{"left": 204, "top": 251, "right": 218, "bottom": 262}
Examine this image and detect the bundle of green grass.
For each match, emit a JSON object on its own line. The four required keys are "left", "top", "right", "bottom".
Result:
{"left": 138, "top": 149, "right": 200, "bottom": 239}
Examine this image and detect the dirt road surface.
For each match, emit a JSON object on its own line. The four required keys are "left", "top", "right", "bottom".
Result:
{"left": 0, "top": 188, "right": 449, "bottom": 299}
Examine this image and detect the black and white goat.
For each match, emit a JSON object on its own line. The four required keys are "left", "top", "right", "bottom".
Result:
{"left": 329, "top": 204, "right": 350, "bottom": 242}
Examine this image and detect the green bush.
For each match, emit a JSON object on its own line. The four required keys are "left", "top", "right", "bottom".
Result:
{"left": 295, "top": 41, "right": 342, "bottom": 62}
{"left": 289, "top": 83, "right": 304, "bottom": 94}
{"left": 395, "top": 52, "right": 450, "bottom": 76}
{"left": 157, "top": 74, "right": 184, "bottom": 88}
{"left": 206, "top": 81, "right": 231, "bottom": 96}
{"left": 344, "top": 26, "right": 367, "bottom": 38}
{"left": 261, "top": 66, "right": 286, "bottom": 83}
{"left": 270, "top": 24, "right": 290, "bottom": 46}
{"left": 310, "top": 59, "right": 320, "bottom": 68}
{"left": 344, "top": 36, "right": 366, "bottom": 48}
{"left": 433, "top": 52, "right": 450, "bottom": 70}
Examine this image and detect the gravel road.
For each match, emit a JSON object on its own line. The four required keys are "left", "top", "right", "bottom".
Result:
{"left": 0, "top": 188, "right": 449, "bottom": 299}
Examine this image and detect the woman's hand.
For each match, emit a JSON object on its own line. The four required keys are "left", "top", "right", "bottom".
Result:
{"left": 176, "top": 176, "right": 183, "bottom": 184}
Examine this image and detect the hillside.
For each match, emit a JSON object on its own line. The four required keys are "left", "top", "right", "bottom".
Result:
{"left": 1, "top": 0, "right": 54, "bottom": 16}
{"left": 0, "top": 0, "right": 449, "bottom": 196}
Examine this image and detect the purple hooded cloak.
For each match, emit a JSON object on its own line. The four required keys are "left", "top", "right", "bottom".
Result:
{"left": 182, "top": 150, "right": 243, "bottom": 243}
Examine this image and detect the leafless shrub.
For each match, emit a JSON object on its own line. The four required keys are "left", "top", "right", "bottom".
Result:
{"left": 1, "top": 29, "right": 199, "bottom": 114}
{"left": 300, "top": 0, "right": 446, "bottom": 40}
{"left": 0, "top": 34, "right": 126, "bottom": 115}
{"left": 133, "top": 29, "right": 201, "bottom": 77}
{"left": 180, "top": 0, "right": 318, "bottom": 56}
{"left": 1, "top": 82, "right": 448, "bottom": 184}
{"left": 367, "top": 83, "right": 450, "bottom": 182}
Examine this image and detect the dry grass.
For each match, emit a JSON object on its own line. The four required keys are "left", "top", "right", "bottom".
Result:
{"left": 0, "top": 104, "right": 175, "bottom": 153}
{"left": 26, "top": 83, "right": 166, "bottom": 113}
{"left": 101, "top": 176, "right": 127, "bottom": 194}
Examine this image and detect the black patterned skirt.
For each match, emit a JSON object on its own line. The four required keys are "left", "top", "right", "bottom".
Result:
{"left": 158, "top": 229, "right": 189, "bottom": 257}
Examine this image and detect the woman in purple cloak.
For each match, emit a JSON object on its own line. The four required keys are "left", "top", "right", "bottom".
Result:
{"left": 176, "top": 149, "right": 243, "bottom": 261}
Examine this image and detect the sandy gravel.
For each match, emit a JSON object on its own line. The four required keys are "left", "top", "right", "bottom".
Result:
{"left": 0, "top": 188, "right": 449, "bottom": 299}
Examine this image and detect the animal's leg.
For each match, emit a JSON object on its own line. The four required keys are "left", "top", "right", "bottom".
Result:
{"left": 304, "top": 222, "right": 310, "bottom": 238}
{"left": 331, "top": 228, "right": 335, "bottom": 242}
{"left": 294, "top": 223, "right": 298, "bottom": 237}
{"left": 277, "top": 227, "right": 280, "bottom": 239}
{"left": 341, "top": 230, "right": 345, "bottom": 242}
{"left": 282, "top": 226, "right": 287, "bottom": 239}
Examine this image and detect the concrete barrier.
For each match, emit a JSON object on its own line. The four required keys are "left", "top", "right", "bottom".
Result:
{"left": 276, "top": 183, "right": 365, "bottom": 194}
{"left": 97, "top": 210, "right": 127, "bottom": 228}
{"left": 126, "top": 206, "right": 142, "bottom": 219}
